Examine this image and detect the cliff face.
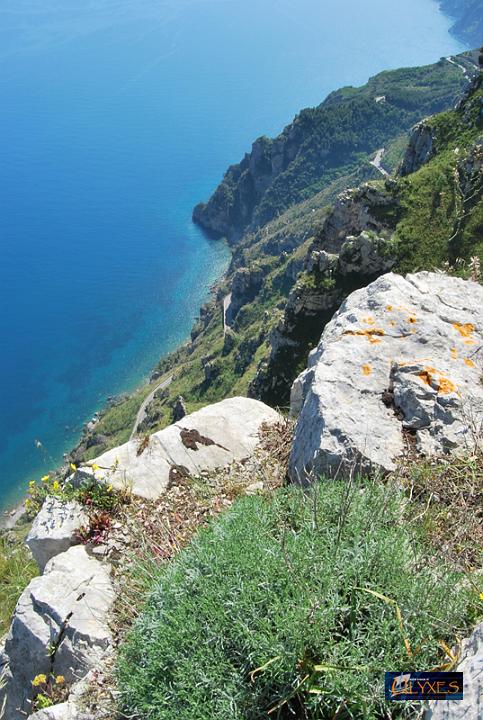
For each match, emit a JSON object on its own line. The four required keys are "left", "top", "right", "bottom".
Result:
{"left": 193, "top": 60, "right": 470, "bottom": 243}
{"left": 440, "top": 0, "right": 483, "bottom": 47}
{"left": 249, "top": 76, "right": 482, "bottom": 405}
{"left": 72, "top": 58, "right": 480, "bottom": 464}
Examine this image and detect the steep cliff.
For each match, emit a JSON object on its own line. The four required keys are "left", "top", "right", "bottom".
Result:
{"left": 71, "top": 57, "right": 480, "bottom": 460}
{"left": 193, "top": 59, "right": 470, "bottom": 242}
{"left": 250, "top": 75, "right": 482, "bottom": 404}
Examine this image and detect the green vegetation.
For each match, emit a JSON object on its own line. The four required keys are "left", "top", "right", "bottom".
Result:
{"left": 72, "top": 64, "right": 481, "bottom": 458}
{"left": 392, "top": 85, "right": 483, "bottom": 271}
{"left": 0, "top": 527, "right": 38, "bottom": 635}
{"left": 25, "top": 471, "right": 126, "bottom": 519}
{"left": 196, "top": 59, "right": 468, "bottom": 239}
{"left": 118, "top": 476, "right": 481, "bottom": 720}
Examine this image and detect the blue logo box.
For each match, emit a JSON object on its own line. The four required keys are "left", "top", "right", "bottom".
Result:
{"left": 385, "top": 672, "right": 463, "bottom": 701}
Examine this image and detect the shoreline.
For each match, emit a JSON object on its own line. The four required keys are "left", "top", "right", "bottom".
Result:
{"left": 1, "top": 41, "right": 475, "bottom": 523}
{"left": 0, "top": 243, "right": 231, "bottom": 523}
{"left": 0, "top": 239, "right": 233, "bottom": 520}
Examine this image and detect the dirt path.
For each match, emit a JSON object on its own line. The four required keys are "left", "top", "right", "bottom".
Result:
{"left": 370, "top": 148, "right": 389, "bottom": 177}
{"left": 445, "top": 56, "right": 470, "bottom": 80}
{"left": 223, "top": 293, "right": 232, "bottom": 334}
{"left": 130, "top": 375, "right": 174, "bottom": 439}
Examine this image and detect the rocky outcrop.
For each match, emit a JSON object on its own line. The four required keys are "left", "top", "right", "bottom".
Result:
{"left": 227, "top": 266, "right": 265, "bottom": 324}
{"left": 289, "top": 272, "right": 483, "bottom": 481}
{"left": 76, "top": 398, "right": 280, "bottom": 499}
{"left": 424, "top": 622, "right": 483, "bottom": 720}
{"left": 26, "top": 497, "right": 88, "bottom": 571}
{"left": 172, "top": 395, "right": 187, "bottom": 422}
{"left": 1, "top": 546, "right": 114, "bottom": 719}
{"left": 250, "top": 184, "right": 399, "bottom": 405}
{"left": 398, "top": 121, "right": 436, "bottom": 176}
{"left": 318, "top": 184, "right": 397, "bottom": 253}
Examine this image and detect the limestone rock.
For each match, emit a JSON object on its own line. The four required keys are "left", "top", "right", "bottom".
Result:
{"left": 338, "top": 232, "right": 395, "bottom": 277}
{"left": 290, "top": 272, "right": 483, "bottom": 481}
{"left": 30, "top": 704, "right": 78, "bottom": 720}
{"left": 227, "top": 266, "right": 265, "bottom": 323}
{"left": 82, "top": 398, "right": 280, "bottom": 499}
{"left": 399, "top": 121, "right": 435, "bottom": 176}
{"left": 1, "top": 546, "right": 114, "bottom": 719}
{"left": 172, "top": 396, "right": 187, "bottom": 422}
{"left": 26, "top": 497, "right": 88, "bottom": 572}
{"left": 424, "top": 623, "right": 483, "bottom": 720}
{"left": 321, "top": 183, "right": 395, "bottom": 253}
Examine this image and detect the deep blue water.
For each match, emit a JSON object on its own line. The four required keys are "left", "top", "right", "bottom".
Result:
{"left": 0, "top": 0, "right": 465, "bottom": 509}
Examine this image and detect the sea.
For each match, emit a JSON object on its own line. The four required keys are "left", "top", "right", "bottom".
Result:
{"left": 0, "top": 0, "right": 465, "bottom": 509}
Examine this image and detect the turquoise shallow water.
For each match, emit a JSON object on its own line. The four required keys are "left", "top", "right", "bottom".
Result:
{"left": 0, "top": 0, "right": 465, "bottom": 509}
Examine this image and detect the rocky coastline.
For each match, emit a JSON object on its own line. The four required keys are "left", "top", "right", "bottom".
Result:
{"left": 1, "top": 52, "right": 482, "bottom": 720}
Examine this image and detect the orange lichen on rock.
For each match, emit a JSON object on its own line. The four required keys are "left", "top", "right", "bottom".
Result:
{"left": 418, "top": 370, "right": 432, "bottom": 386}
{"left": 343, "top": 328, "right": 385, "bottom": 344}
{"left": 361, "top": 364, "right": 372, "bottom": 376}
{"left": 453, "top": 322, "right": 475, "bottom": 338}
{"left": 464, "top": 358, "right": 475, "bottom": 368}
{"left": 386, "top": 305, "right": 393, "bottom": 312}
{"left": 450, "top": 347, "right": 458, "bottom": 360}
{"left": 439, "top": 377, "right": 457, "bottom": 394}
{"left": 418, "top": 366, "right": 456, "bottom": 394}
{"left": 407, "top": 315, "right": 417, "bottom": 324}
{"left": 362, "top": 316, "right": 376, "bottom": 325}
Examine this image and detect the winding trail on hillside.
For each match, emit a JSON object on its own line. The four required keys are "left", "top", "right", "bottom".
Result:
{"left": 223, "top": 293, "right": 232, "bottom": 334}
{"left": 130, "top": 375, "right": 174, "bottom": 439}
{"left": 370, "top": 148, "right": 389, "bottom": 177}
{"left": 445, "top": 55, "right": 470, "bottom": 80}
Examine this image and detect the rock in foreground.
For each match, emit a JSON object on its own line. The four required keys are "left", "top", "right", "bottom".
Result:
{"left": 26, "top": 496, "right": 88, "bottom": 571}
{"left": 290, "top": 272, "right": 483, "bottom": 481}
{"left": 84, "top": 397, "right": 281, "bottom": 499}
{"left": 1, "top": 546, "right": 114, "bottom": 720}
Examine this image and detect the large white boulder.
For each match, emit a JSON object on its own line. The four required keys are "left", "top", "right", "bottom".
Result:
{"left": 424, "top": 623, "right": 483, "bottom": 720}
{"left": 80, "top": 397, "right": 281, "bottom": 499}
{"left": 290, "top": 272, "right": 483, "bottom": 481}
{"left": 26, "top": 497, "right": 88, "bottom": 571}
{"left": 1, "top": 546, "right": 114, "bottom": 719}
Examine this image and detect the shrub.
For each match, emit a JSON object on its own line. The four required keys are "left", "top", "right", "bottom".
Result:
{"left": 117, "top": 479, "right": 478, "bottom": 719}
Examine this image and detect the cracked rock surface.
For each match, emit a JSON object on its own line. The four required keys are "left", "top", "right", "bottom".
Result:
{"left": 290, "top": 271, "right": 483, "bottom": 481}
{"left": 0, "top": 546, "right": 114, "bottom": 719}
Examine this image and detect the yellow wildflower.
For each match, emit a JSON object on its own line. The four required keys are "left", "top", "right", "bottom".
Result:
{"left": 92, "top": 463, "right": 100, "bottom": 472}
{"left": 55, "top": 675, "right": 65, "bottom": 685}
{"left": 107, "top": 485, "right": 113, "bottom": 493}
{"left": 25, "top": 499, "right": 31, "bottom": 507}
{"left": 41, "top": 474, "right": 50, "bottom": 482}
{"left": 52, "top": 480, "right": 60, "bottom": 492}
{"left": 70, "top": 463, "right": 77, "bottom": 471}
{"left": 32, "top": 674, "right": 47, "bottom": 687}
{"left": 29, "top": 480, "right": 36, "bottom": 488}
{"left": 480, "top": 592, "right": 483, "bottom": 602}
